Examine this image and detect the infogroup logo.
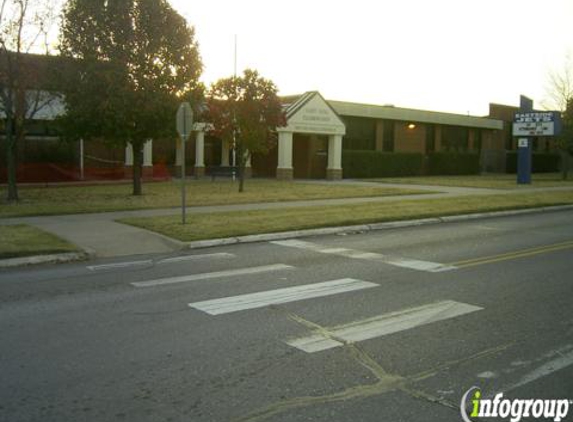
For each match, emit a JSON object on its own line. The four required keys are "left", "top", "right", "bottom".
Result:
{"left": 460, "top": 386, "right": 572, "bottom": 422}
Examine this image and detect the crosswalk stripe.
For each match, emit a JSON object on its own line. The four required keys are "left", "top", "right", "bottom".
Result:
{"left": 87, "top": 260, "right": 152, "bottom": 271}
{"left": 286, "top": 300, "right": 483, "bottom": 353}
{"left": 188, "top": 278, "right": 378, "bottom": 315}
{"left": 157, "top": 253, "right": 235, "bottom": 264}
{"left": 271, "top": 239, "right": 455, "bottom": 273}
{"left": 88, "top": 252, "right": 235, "bottom": 271}
{"left": 131, "top": 264, "right": 294, "bottom": 287}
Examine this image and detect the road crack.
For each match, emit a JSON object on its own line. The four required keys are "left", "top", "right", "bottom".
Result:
{"left": 236, "top": 308, "right": 511, "bottom": 422}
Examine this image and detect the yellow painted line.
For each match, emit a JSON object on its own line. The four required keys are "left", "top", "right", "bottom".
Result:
{"left": 451, "top": 240, "right": 573, "bottom": 269}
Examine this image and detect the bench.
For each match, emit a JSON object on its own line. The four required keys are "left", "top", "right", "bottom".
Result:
{"left": 207, "top": 166, "right": 239, "bottom": 181}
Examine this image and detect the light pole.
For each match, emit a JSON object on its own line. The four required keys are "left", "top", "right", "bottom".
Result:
{"left": 176, "top": 102, "right": 194, "bottom": 224}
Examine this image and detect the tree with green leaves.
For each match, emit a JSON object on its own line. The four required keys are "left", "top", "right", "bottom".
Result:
{"left": 59, "top": 0, "right": 203, "bottom": 195}
{"left": 0, "top": 0, "right": 58, "bottom": 202}
{"left": 206, "top": 69, "right": 285, "bottom": 192}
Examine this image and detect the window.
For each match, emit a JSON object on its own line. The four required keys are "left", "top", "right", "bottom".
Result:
{"left": 426, "top": 124, "right": 435, "bottom": 154}
{"left": 475, "top": 130, "right": 482, "bottom": 151}
{"left": 441, "top": 126, "right": 468, "bottom": 152}
{"left": 342, "top": 116, "right": 376, "bottom": 150}
{"left": 383, "top": 121, "right": 394, "bottom": 152}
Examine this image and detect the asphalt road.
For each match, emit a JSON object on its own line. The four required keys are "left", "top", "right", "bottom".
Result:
{"left": 1, "top": 210, "right": 573, "bottom": 422}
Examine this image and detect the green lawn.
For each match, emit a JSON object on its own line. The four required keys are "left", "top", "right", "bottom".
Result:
{"left": 370, "top": 173, "right": 573, "bottom": 189}
{"left": 119, "top": 191, "right": 573, "bottom": 242}
{"left": 0, "top": 224, "right": 80, "bottom": 259}
{"left": 0, "top": 180, "right": 427, "bottom": 218}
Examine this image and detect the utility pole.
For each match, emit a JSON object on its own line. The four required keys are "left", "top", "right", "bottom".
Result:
{"left": 232, "top": 35, "right": 237, "bottom": 181}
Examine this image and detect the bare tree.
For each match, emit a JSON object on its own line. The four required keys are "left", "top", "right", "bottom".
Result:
{"left": 543, "top": 55, "right": 573, "bottom": 179}
{"left": 0, "top": 0, "right": 59, "bottom": 202}
{"left": 543, "top": 55, "right": 573, "bottom": 111}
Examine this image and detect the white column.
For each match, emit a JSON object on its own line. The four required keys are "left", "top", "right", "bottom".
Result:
{"left": 221, "top": 141, "right": 230, "bottom": 167}
{"left": 245, "top": 150, "right": 251, "bottom": 168}
{"left": 143, "top": 139, "right": 153, "bottom": 167}
{"left": 125, "top": 142, "right": 133, "bottom": 166}
{"left": 195, "top": 130, "right": 205, "bottom": 168}
{"left": 327, "top": 134, "right": 343, "bottom": 170}
{"left": 175, "top": 137, "right": 183, "bottom": 166}
{"left": 277, "top": 131, "right": 293, "bottom": 169}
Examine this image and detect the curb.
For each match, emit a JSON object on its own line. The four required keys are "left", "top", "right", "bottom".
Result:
{"left": 0, "top": 252, "right": 90, "bottom": 269}
{"left": 184, "top": 204, "right": 573, "bottom": 250}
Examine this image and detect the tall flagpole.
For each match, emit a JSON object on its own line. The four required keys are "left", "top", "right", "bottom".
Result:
{"left": 232, "top": 34, "right": 237, "bottom": 181}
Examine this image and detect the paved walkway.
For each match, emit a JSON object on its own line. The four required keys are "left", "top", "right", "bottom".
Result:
{"left": 2, "top": 181, "right": 573, "bottom": 258}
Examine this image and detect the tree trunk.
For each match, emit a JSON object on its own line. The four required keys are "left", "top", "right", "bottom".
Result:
{"left": 132, "top": 142, "right": 143, "bottom": 196}
{"left": 5, "top": 118, "right": 19, "bottom": 202}
{"left": 560, "top": 149, "right": 569, "bottom": 180}
{"left": 237, "top": 145, "right": 246, "bottom": 193}
{"left": 238, "top": 161, "right": 245, "bottom": 193}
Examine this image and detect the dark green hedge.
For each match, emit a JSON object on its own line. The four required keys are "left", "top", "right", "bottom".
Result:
{"left": 342, "top": 150, "right": 482, "bottom": 178}
{"left": 427, "top": 152, "right": 480, "bottom": 175}
{"left": 342, "top": 150, "right": 424, "bottom": 178}
{"left": 505, "top": 152, "right": 560, "bottom": 173}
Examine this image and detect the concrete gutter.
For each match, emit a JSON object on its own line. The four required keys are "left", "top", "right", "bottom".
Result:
{"left": 184, "top": 204, "right": 573, "bottom": 250}
{"left": 0, "top": 251, "right": 90, "bottom": 269}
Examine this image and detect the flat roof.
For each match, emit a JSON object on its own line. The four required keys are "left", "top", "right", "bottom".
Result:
{"left": 329, "top": 99, "right": 503, "bottom": 130}
{"left": 281, "top": 93, "right": 504, "bottom": 130}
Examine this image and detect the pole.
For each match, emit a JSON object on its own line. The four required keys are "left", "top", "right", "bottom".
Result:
{"left": 181, "top": 136, "right": 186, "bottom": 224}
{"left": 232, "top": 34, "right": 237, "bottom": 181}
{"left": 517, "top": 96, "right": 533, "bottom": 185}
{"left": 79, "top": 138, "right": 84, "bottom": 180}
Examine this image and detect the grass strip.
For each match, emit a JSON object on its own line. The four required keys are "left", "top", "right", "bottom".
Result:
{"left": 0, "top": 224, "right": 80, "bottom": 259}
{"left": 371, "top": 173, "right": 573, "bottom": 189}
{"left": 0, "top": 180, "right": 428, "bottom": 218}
{"left": 119, "top": 191, "right": 573, "bottom": 242}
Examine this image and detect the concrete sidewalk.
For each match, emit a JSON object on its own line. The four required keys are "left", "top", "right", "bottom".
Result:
{"left": 2, "top": 181, "right": 573, "bottom": 259}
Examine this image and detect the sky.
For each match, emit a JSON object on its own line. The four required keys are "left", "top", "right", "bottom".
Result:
{"left": 169, "top": 0, "right": 573, "bottom": 116}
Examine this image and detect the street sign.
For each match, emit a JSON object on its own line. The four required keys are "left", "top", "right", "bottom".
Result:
{"left": 176, "top": 102, "right": 194, "bottom": 141}
{"left": 513, "top": 111, "right": 558, "bottom": 137}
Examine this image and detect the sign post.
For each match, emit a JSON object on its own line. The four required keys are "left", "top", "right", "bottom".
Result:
{"left": 514, "top": 96, "right": 534, "bottom": 185}
{"left": 512, "top": 96, "right": 562, "bottom": 185}
{"left": 176, "top": 102, "right": 193, "bottom": 224}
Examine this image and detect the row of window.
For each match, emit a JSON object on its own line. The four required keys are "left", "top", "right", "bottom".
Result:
{"left": 342, "top": 116, "right": 482, "bottom": 153}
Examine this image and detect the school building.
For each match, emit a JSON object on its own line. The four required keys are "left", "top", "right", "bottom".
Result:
{"left": 3, "top": 53, "right": 563, "bottom": 184}
{"left": 183, "top": 91, "right": 505, "bottom": 181}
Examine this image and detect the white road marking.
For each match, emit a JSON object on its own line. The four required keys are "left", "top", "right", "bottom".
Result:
{"left": 505, "top": 348, "right": 573, "bottom": 392}
{"left": 477, "top": 371, "right": 497, "bottom": 379}
{"left": 157, "top": 253, "right": 235, "bottom": 264}
{"left": 188, "top": 278, "right": 378, "bottom": 315}
{"left": 286, "top": 300, "right": 483, "bottom": 353}
{"left": 131, "top": 264, "right": 294, "bottom": 287}
{"left": 88, "top": 252, "right": 235, "bottom": 271}
{"left": 87, "top": 260, "right": 152, "bottom": 271}
{"left": 271, "top": 239, "right": 455, "bottom": 273}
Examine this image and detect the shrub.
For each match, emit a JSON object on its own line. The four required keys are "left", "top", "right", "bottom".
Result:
{"left": 342, "top": 150, "right": 424, "bottom": 178}
{"left": 505, "top": 152, "right": 560, "bottom": 173}
{"left": 427, "top": 152, "right": 480, "bottom": 175}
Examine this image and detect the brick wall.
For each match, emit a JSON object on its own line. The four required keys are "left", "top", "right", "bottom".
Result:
{"left": 394, "top": 122, "right": 426, "bottom": 153}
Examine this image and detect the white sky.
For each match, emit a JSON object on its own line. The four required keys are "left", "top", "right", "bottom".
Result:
{"left": 169, "top": 0, "right": 573, "bottom": 116}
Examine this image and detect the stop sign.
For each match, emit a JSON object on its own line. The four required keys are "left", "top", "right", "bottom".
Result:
{"left": 176, "top": 102, "right": 194, "bottom": 141}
